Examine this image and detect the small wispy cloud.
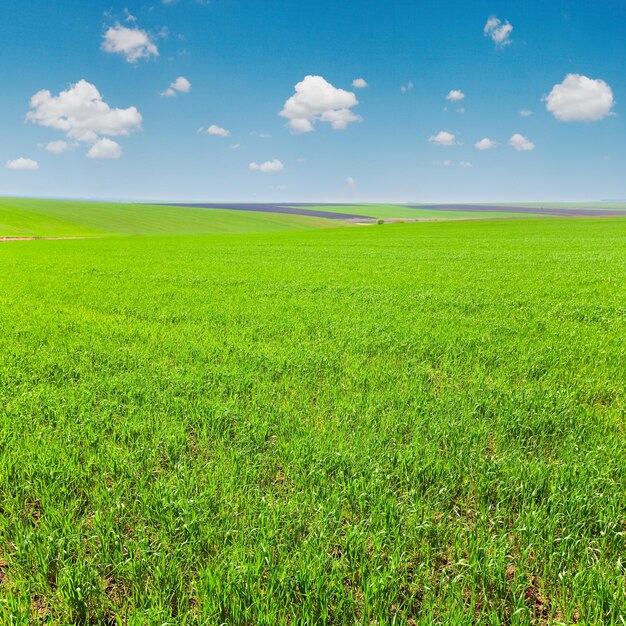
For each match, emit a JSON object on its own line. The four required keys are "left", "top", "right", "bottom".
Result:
{"left": 102, "top": 23, "right": 158, "bottom": 63}
{"left": 474, "top": 138, "right": 497, "bottom": 150}
{"left": 446, "top": 89, "right": 464, "bottom": 101}
{"left": 161, "top": 76, "right": 191, "bottom": 97}
{"left": 44, "top": 140, "right": 72, "bottom": 154}
{"left": 428, "top": 131, "right": 457, "bottom": 146}
{"left": 509, "top": 133, "right": 535, "bottom": 151}
{"left": 6, "top": 157, "right": 39, "bottom": 170}
{"left": 484, "top": 16, "right": 513, "bottom": 47}
{"left": 249, "top": 159, "right": 284, "bottom": 173}
{"left": 207, "top": 124, "right": 230, "bottom": 137}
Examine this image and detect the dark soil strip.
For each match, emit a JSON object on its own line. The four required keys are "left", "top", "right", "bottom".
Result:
{"left": 158, "top": 203, "right": 374, "bottom": 220}
{"left": 405, "top": 204, "right": 626, "bottom": 217}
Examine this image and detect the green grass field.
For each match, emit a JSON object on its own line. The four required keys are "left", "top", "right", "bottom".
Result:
{"left": 0, "top": 204, "right": 625, "bottom": 624}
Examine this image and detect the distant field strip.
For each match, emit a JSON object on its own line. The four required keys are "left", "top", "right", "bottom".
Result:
{"left": 168, "top": 203, "right": 546, "bottom": 220}
{"left": 4, "top": 198, "right": 626, "bottom": 241}
{"left": 159, "top": 203, "right": 375, "bottom": 220}
{"left": 168, "top": 203, "right": 626, "bottom": 220}
{"left": 409, "top": 204, "right": 626, "bottom": 217}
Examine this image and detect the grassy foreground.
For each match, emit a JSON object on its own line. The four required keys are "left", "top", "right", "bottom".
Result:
{"left": 0, "top": 218, "right": 625, "bottom": 624}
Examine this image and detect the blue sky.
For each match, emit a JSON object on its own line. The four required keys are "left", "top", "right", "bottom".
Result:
{"left": 0, "top": 0, "right": 624, "bottom": 202}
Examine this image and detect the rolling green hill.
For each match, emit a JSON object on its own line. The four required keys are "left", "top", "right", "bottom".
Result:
{"left": 0, "top": 197, "right": 339, "bottom": 238}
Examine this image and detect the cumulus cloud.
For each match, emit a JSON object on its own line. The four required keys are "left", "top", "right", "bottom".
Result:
{"left": 230, "top": 143, "right": 241, "bottom": 149}
{"left": 545, "top": 74, "right": 615, "bottom": 122}
{"left": 519, "top": 110, "right": 533, "bottom": 117}
{"left": 432, "top": 160, "right": 453, "bottom": 167}
{"left": 273, "top": 185, "right": 288, "bottom": 191}
{"left": 459, "top": 161, "right": 473, "bottom": 168}
{"left": 207, "top": 124, "right": 230, "bottom": 136}
{"left": 86, "top": 138, "right": 123, "bottom": 159}
{"left": 400, "top": 81, "right": 414, "bottom": 93}
{"left": 6, "top": 158, "right": 39, "bottom": 170}
{"left": 27, "top": 80, "right": 142, "bottom": 146}
{"left": 484, "top": 16, "right": 513, "bottom": 46}
{"left": 352, "top": 78, "right": 368, "bottom": 89}
{"left": 162, "top": 76, "right": 191, "bottom": 97}
{"left": 428, "top": 131, "right": 457, "bottom": 146}
{"left": 102, "top": 23, "right": 158, "bottom": 63}
{"left": 446, "top": 89, "right": 464, "bottom": 101}
{"left": 280, "top": 75, "right": 361, "bottom": 133}
{"left": 509, "top": 133, "right": 535, "bottom": 151}
{"left": 249, "top": 159, "right": 284, "bottom": 173}
{"left": 45, "top": 140, "right": 71, "bottom": 154}
{"left": 474, "top": 137, "right": 497, "bottom": 150}
{"left": 345, "top": 176, "right": 356, "bottom": 186}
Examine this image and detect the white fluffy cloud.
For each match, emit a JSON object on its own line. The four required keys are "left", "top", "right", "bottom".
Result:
{"left": 432, "top": 160, "right": 453, "bottom": 167}
{"left": 474, "top": 137, "right": 497, "bottom": 150}
{"left": 249, "top": 159, "right": 284, "bottom": 173}
{"left": 6, "top": 158, "right": 39, "bottom": 170}
{"left": 428, "top": 131, "right": 457, "bottom": 146}
{"left": 352, "top": 78, "right": 368, "bottom": 89}
{"left": 162, "top": 76, "right": 191, "bottom": 97}
{"left": 545, "top": 74, "right": 615, "bottom": 122}
{"left": 87, "top": 138, "right": 123, "bottom": 159}
{"left": 45, "top": 140, "right": 71, "bottom": 154}
{"left": 280, "top": 75, "right": 361, "bottom": 133}
{"left": 484, "top": 16, "right": 513, "bottom": 46}
{"left": 459, "top": 161, "right": 473, "bottom": 168}
{"left": 446, "top": 90, "right": 464, "bottom": 101}
{"left": 400, "top": 81, "right": 414, "bottom": 93}
{"left": 102, "top": 24, "right": 158, "bottom": 63}
{"left": 27, "top": 80, "right": 142, "bottom": 145}
{"left": 519, "top": 110, "right": 533, "bottom": 117}
{"left": 207, "top": 124, "right": 230, "bottom": 136}
{"left": 509, "top": 133, "right": 535, "bottom": 151}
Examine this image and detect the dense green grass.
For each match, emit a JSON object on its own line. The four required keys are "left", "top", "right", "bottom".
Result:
{"left": 1, "top": 218, "right": 625, "bottom": 624}
{"left": 0, "top": 197, "right": 338, "bottom": 237}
